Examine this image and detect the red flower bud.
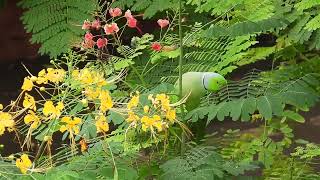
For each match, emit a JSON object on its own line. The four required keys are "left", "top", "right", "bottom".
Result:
{"left": 127, "top": 17, "right": 137, "bottom": 28}
{"left": 151, "top": 42, "right": 162, "bottom": 51}
{"left": 124, "top": 10, "right": 133, "bottom": 19}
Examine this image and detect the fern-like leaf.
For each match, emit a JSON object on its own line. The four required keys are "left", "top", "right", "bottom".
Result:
{"left": 19, "top": 0, "right": 96, "bottom": 57}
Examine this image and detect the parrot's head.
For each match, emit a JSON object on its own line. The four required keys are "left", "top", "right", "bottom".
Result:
{"left": 203, "top": 73, "right": 227, "bottom": 92}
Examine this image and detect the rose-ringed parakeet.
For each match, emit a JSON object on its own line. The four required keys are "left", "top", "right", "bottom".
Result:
{"left": 177, "top": 72, "right": 227, "bottom": 111}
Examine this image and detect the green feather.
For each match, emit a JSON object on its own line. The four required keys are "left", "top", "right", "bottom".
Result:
{"left": 177, "top": 72, "right": 226, "bottom": 111}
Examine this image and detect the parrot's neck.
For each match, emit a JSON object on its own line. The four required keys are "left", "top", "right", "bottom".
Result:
{"left": 202, "top": 73, "right": 211, "bottom": 90}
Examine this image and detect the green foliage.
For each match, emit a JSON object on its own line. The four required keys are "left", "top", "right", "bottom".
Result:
{"left": 263, "top": 143, "right": 320, "bottom": 179}
{"left": 18, "top": 0, "right": 96, "bottom": 57}
{"left": 186, "top": 68, "right": 320, "bottom": 123}
{"left": 160, "top": 145, "right": 258, "bottom": 180}
{"left": 7, "top": 0, "right": 320, "bottom": 179}
{"left": 204, "top": 18, "right": 290, "bottom": 38}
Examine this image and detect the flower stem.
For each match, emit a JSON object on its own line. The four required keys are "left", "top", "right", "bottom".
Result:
{"left": 178, "top": 0, "right": 186, "bottom": 155}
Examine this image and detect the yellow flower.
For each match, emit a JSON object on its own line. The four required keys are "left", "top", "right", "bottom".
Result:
{"left": 60, "top": 116, "right": 82, "bottom": 135}
{"left": 23, "top": 93, "right": 36, "bottom": 111}
{"left": 143, "top": 106, "right": 149, "bottom": 113}
{"left": 73, "top": 68, "right": 108, "bottom": 88}
{"left": 84, "top": 87, "right": 101, "bottom": 100}
{"left": 78, "top": 68, "right": 94, "bottom": 85}
{"left": 24, "top": 110, "right": 41, "bottom": 129}
{"left": 0, "top": 104, "right": 3, "bottom": 110}
{"left": 30, "top": 76, "right": 37, "bottom": 82}
{"left": 95, "top": 74, "right": 108, "bottom": 87}
{"left": 126, "top": 111, "right": 140, "bottom": 123}
{"left": 36, "top": 69, "right": 48, "bottom": 84}
{"left": 56, "top": 102, "right": 64, "bottom": 110}
{"left": 0, "top": 124, "right": 5, "bottom": 135}
{"left": 16, "top": 154, "right": 32, "bottom": 174}
{"left": 43, "top": 101, "right": 64, "bottom": 119}
{"left": 156, "top": 94, "right": 170, "bottom": 111}
{"left": 71, "top": 69, "right": 80, "bottom": 78}
{"left": 21, "top": 77, "right": 33, "bottom": 91}
{"left": 95, "top": 115, "right": 109, "bottom": 133}
{"left": 99, "top": 90, "right": 113, "bottom": 113}
{"left": 46, "top": 68, "right": 66, "bottom": 83}
{"left": 127, "top": 94, "right": 139, "bottom": 110}
{"left": 166, "top": 108, "right": 176, "bottom": 123}
{"left": 141, "top": 115, "right": 163, "bottom": 132}
{"left": 0, "top": 112, "right": 14, "bottom": 135}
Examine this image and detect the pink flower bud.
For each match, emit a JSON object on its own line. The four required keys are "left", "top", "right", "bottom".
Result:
{"left": 127, "top": 17, "right": 137, "bottom": 28}
{"left": 82, "top": 20, "right": 91, "bottom": 30}
{"left": 157, "top": 19, "right": 170, "bottom": 28}
{"left": 84, "top": 32, "right": 94, "bottom": 41}
{"left": 97, "top": 38, "right": 108, "bottom": 49}
{"left": 151, "top": 42, "right": 162, "bottom": 51}
{"left": 124, "top": 10, "right": 133, "bottom": 19}
{"left": 109, "top": 7, "right": 122, "bottom": 17}
{"left": 104, "top": 23, "right": 119, "bottom": 35}
{"left": 91, "top": 19, "right": 101, "bottom": 30}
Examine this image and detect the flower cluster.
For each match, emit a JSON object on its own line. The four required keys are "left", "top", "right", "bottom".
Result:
{"left": 11, "top": 64, "right": 112, "bottom": 140}
{"left": 21, "top": 68, "right": 66, "bottom": 94}
{"left": 125, "top": 92, "right": 177, "bottom": 135}
{"left": 81, "top": 7, "right": 170, "bottom": 52}
{"left": 72, "top": 68, "right": 113, "bottom": 114}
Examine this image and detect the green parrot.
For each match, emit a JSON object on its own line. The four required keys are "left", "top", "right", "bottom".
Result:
{"left": 177, "top": 72, "right": 227, "bottom": 111}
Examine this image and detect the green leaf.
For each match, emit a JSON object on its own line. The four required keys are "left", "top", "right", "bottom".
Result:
{"left": 257, "top": 96, "right": 272, "bottom": 119}
{"left": 151, "top": 48, "right": 180, "bottom": 64}
{"left": 114, "top": 59, "right": 134, "bottom": 71}
{"left": 108, "top": 110, "right": 125, "bottom": 125}
{"left": 19, "top": 0, "right": 96, "bottom": 57}
{"left": 69, "top": 102, "right": 84, "bottom": 116}
{"left": 230, "top": 98, "right": 245, "bottom": 121}
{"left": 268, "top": 95, "right": 284, "bottom": 116}
{"left": 305, "top": 14, "right": 320, "bottom": 31}
{"left": 241, "top": 97, "right": 257, "bottom": 121}
{"left": 35, "top": 119, "right": 60, "bottom": 141}
{"left": 185, "top": 106, "right": 208, "bottom": 122}
{"left": 283, "top": 110, "right": 305, "bottom": 123}
{"left": 217, "top": 102, "right": 230, "bottom": 121}
{"left": 204, "top": 18, "right": 290, "bottom": 38}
